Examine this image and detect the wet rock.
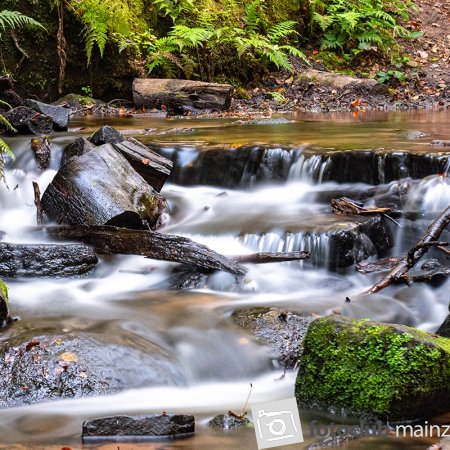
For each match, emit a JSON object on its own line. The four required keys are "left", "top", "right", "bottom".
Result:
{"left": 232, "top": 307, "right": 313, "bottom": 368}
{"left": 308, "top": 428, "right": 362, "bottom": 449}
{"left": 431, "top": 140, "right": 450, "bottom": 147}
{"left": 82, "top": 414, "right": 195, "bottom": 439}
{"left": 2, "top": 106, "right": 53, "bottom": 135}
{"left": 133, "top": 78, "right": 233, "bottom": 114}
{"left": 156, "top": 144, "right": 450, "bottom": 188}
{"left": 31, "top": 136, "right": 51, "bottom": 171}
{"left": 296, "top": 316, "right": 450, "bottom": 421}
{"left": 0, "top": 333, "right": 185, "bottom": 408}
{"left": 42, "top": 144, "right": 167, "bottom": 230}
{"left": 88, "top": 125, "right": 125, "bottom": 145}
{"left": 208, "top": 413, "right": 248, "bottom": 430}
{"left": 0, "top": 242, "right": 97, "bottom": 277}
{"left": 295, "top": 69, "right": 388, "bottom": 94}
{"left": 400, "top": 130, "right": 426, "bottom": 139}
{"left": 0, "top": 90, "right": 24, "bottom": 108}
{"left": 25, "top": 99, "right": 69, "bottom": 131}
{"left": 0, "top": 75, "right": 14, "bottom": 92}
{"left": 437, "top": 315, "right": 450, "bottom": 338}
{"left": 60, "top": 137, "right": 96, "bottom": 166}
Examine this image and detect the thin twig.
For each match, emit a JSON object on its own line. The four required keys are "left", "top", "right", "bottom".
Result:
{"left": 32, "top": 181, "right": 44, "bottom": 226}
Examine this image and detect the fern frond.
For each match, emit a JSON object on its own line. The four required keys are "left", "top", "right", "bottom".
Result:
{"left": 265, "top": 48, "right": 292, "bottom": 71}
{"left": 268, "top": 21, "right": 298, "bottom": 41}
{"left": 280, "top": 45, "right": 310, "bottom": 64}
{"left": 0, "top": 99, "right": 12, "bottom": 110}
{"left": 0, "top": 114, "right": 17, "bottom": 133}
{"left": 0, "top": 138, "right": 15, "bottom": 163}
{"left": 0, "top": 10, "right": 46, "bottom": 36}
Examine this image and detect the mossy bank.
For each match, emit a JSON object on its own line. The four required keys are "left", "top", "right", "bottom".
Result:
{"left": 296, "top": 316, "right": 450, "bottom": 421}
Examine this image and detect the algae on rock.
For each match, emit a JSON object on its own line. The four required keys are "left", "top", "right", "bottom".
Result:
{"left": 295, "top": 316, "right": 450, "bottom": 421}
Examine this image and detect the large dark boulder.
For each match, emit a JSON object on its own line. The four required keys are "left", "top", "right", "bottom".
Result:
{"left": 25, "top": 99, "right": 69, "bottom": 131}
{"left": 2, "top": 106, "right": 53, "bottom": 135}
{"left": 132, "top": 78, "right": 233, "bottom": 114}
{"left": 42, "top": 144, "right": 167, "bottom": 230}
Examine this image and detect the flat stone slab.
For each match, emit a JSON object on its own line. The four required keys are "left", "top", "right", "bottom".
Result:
{"left": 82, "top": 414, "right": 195, "bottom": 439}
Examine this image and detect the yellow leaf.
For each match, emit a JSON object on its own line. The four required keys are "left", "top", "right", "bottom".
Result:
{"left": 60, "top": 352, "right": 78, "bottom": 362}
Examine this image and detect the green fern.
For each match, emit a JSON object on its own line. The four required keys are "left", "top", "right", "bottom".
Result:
{"left": 0, "top": 10, "right": 45, "bottom": 37}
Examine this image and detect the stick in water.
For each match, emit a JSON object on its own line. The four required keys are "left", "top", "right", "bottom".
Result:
{"left": 32, "top": 181, "right": 44, "bottom": 226}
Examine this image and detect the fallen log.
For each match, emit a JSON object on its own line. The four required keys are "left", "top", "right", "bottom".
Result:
{"left": 366, "top": 204, "right": 450, "bottom": 294}
{"left": 132, "top": 78, "right": 233, "bottom": 114}
{"left": 113, "top": 138, "right": 173, "bottom": 192}
{"left": 0, "top": 242, "right": 98, "bottom": 277}
{"left": 233, "top": 251, "right": 310, "bottom": 264}
{"left": 26, "top": 225, "right": 247, "bottom": 276}
{"left": 42, "top": 144, "right": 167, "bottom": 230}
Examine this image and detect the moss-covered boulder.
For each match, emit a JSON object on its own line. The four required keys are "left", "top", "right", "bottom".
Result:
{"left": 295, "top": 316, "right": 450, "bottom": 421}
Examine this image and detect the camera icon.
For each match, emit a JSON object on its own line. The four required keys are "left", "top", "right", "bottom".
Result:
{"left": 251, "top": 398, "right": 304, "bottom": 449}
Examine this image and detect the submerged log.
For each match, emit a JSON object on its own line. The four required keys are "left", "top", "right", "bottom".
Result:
{"left": 132, "top": 78, "right": 233, "bottom": 114}
{"left": 0, "top": 242, "right": 97, "bottom": 277}
{"left": 27, "top": 225, "right": 247, "bottom": 276}
{"left": 42, "top": 144, "right": 167, "bottom": 230}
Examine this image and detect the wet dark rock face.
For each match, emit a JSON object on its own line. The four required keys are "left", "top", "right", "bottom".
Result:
{"left": 0, "top": 334, "right": 185, "bottom": 408}
{"left": 3, "top": 106, "right": 53, "bottom": 135}
{"left": 232, "top": 307, "right": 314, "bottom": 368}
{"left": 153, "top": 144, "right": 450, "bottom": 188}
{"left": 82, "top": 414, "right": 195, "bottom": 439}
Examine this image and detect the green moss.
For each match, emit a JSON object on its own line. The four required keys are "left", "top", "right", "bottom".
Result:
{"left": 296, "top": 316, "right": 450, "bottom": 420}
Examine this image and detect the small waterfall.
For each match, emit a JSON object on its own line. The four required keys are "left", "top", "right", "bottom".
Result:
{"left": 287, "top": 150, "right": 331, "bottom": 184}
{"left": 239, "top": 231, "right": 330, "bottom": 267}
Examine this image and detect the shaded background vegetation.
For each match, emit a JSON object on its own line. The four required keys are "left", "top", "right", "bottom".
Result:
{"left": 0, "top": 0, "right": 417, "bottom": 101}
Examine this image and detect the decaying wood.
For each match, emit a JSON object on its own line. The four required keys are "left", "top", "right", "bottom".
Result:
{"left": 26, "top": 225, "right": 247, "bottom": 276}
{"left": 233, "top": 251, "right": 310, "bottom": 264}
{"left": 331, "top": 197, "right": 392, "bottom": 216}
{"left": 356, "top": 256, "right": 403, "bottom": 274}
{"left": 366, "top": 204, "right": 450, "bottom": 294}
{"left": 41, "top": 144, "right": 167, "bottom": 230}
{"left": 132, "top": 78, "right": 233, "bottom": 113}
{"left": 32, "top": 181, "right": 43, "bottom": 226}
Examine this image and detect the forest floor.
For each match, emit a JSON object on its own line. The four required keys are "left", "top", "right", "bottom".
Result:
{"left": 219, "top": 0, "right": 450, "bottom": 116}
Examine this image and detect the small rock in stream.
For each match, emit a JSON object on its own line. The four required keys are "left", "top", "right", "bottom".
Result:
{"left": 208, "top": 413, "right": 249, "bottom": 430}
{"left": 82, "top": 414, "right": 195, "bottom": 439}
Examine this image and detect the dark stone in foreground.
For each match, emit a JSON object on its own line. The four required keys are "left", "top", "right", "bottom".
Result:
{"left": 2, "top": 106, "right": 53, "bottom": 135}
{"left": 42, "top": 144, "right": 167, "bottom": 230}
{"left": 296, "top": 316, "right": 450, "bottom": 421}
{"left": 208, "top": 414, "right": 248, "bottom": 430}
{"left": 0, "top": 334, "right": 185, "bottom": 408}
{"left": 0, "top": 242, "right": 97, "bottom": 277}
{"left": 82, "top": 414, "right": 195, "bottom": 438}
{"left": 133, "top": 78, "right": 233, "bottom": 114}
{"left": 25, "top": 99, "right": 69, "bottom": 131}
{"left": 232, "top": 307, "right": 313, "bottom": 368}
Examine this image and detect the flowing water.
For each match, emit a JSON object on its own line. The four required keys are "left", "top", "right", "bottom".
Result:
{"left": 0, "top": 110, "right": 449, "bottom": 449}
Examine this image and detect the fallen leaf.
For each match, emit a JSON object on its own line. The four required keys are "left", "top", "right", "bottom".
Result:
{"left": 25, "top": 339, "right": 40, "bottom": 352}
{"left": 60, "top": 352, "right": 78, "bottom": 363}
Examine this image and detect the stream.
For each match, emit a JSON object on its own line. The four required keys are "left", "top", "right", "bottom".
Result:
{"left": 0, "top": 109, "right": 449, "bottom": 449}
